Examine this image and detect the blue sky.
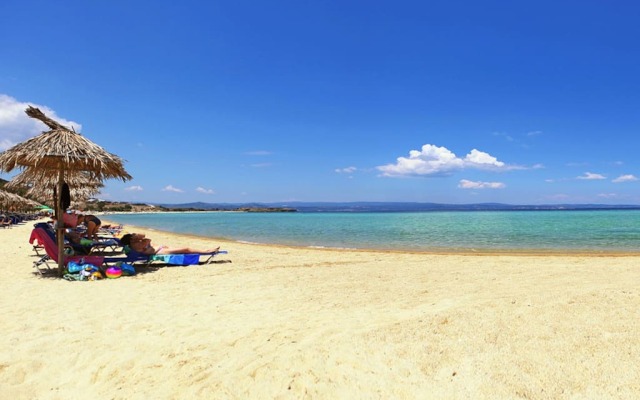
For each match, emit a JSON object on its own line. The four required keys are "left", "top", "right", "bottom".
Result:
{"left": 1, "top": 0, "right": 639, "bottom": 205}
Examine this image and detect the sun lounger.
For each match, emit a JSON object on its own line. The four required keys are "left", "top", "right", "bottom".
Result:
{"left": 113, "top": 246, "right": 228, "bottom": 266}
{"left": 151, "top": 251, "right": 228, "bottom": 265}
{"left": 32, "top": 222, "right": 119, "bottom": 255}
{"left": 29, "top": 228, "right": 104, "bottom": 275}
{"left": 102, "top": 247, "right": 153, "bottom": 266}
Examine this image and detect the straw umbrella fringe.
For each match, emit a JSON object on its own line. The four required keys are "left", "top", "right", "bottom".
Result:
{"left": 7, "top": 169, "right": 104, "bottom": 204}
{"left": 0, "top": 106, "right": 131, "bottom": 275}
{"left": 27, "top": 185, "right": 102, "bottom": 204}
{"left": 7, "top": 166, "right": 111, "bottom": 184}
{"left": 7, "top": 168, "right": 105, "bottom": 187}
{"left": 0, "top": 189, "right": 42, "bottom": 211}
{"left": 0, "top": 189, "right": 21, "bottom": 209}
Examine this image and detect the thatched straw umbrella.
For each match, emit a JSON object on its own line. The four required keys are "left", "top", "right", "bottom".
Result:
{"left": 0, "top": 189, "right": 18, "bottom": 209}
{"left": 28, "top": 185, "right": 102, "bottom": 205}
{"left": 7, "top": 169, "right": 104, "bottom": 204}
{"left": 0, "top": 106, "right": 131, "bottom": 274}
{"left": 0, "top": 188, "right": 41, "bottom": 211}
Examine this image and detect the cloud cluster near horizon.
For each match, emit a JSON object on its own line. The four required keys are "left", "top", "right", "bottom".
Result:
{"left": 577, "top": 172, "right": 606, "bottom": 180}
{"left": 458, "top": 179, "right": 506, "bottom": 189}
{"left": 196, "top": 186, "right": 214, "bottom": 194}
{"left": 377, "top": 144, "right": 513, "bottom": 177}
{"left": 0, "top": 94, "right": 82, "bottom": 151}
{"left": 576, "top": 172, "right": 638, "bottom": 183}
{"left": 612, "top": 174, "right": 637, "bottom": 183}
{"left": 163, "top": 185, "right": 184, "bottom": 193}
{"left": 127, "top": 185, "right": 214, "bottom": 194}
{"left": 160, "top": 185, "right": 216, "bottom": 194}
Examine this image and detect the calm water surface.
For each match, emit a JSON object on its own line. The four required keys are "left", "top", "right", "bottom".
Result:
{"left": 104, "top": 210, "right": 640, "bottom": 253}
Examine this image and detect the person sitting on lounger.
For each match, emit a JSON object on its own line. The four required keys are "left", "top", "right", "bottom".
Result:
{"left": 120, "top": 233, "right": 220, "bottom": 256}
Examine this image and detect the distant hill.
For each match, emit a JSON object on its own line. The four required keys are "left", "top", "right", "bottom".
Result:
{"left": 155, "top": 201, "right": 295, "bottom": 212}
{"left": 3, "top": 189, "right": 638, "bottom": 213}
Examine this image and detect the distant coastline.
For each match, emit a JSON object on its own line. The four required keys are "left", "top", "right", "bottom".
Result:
{"left": 87, "top": 200, "right": 640, "bottom": 214}
{"left": 148, "top": 201, "right": 640, "bottom": 213}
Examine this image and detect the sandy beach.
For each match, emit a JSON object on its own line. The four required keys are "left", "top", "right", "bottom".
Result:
{"left": 2, "top": 219, "right": 640, "bottom": 399}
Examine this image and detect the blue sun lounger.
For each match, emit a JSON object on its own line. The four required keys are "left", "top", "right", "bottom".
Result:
{"left": 104, "top": 246, "right": 228, "bottom": 267}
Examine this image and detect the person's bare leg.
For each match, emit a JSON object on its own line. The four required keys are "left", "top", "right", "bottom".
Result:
{"left": 157, "top": 246, "right": 220, "bottom": 254}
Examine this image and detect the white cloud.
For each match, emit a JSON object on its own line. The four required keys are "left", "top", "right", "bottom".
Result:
{"left": 577, "top": 172, "right": 606, "bottom": 180}
{"left": 335, "top": 166, "right": 357, "bottom": 174}
{"left": 597, "top": 193, "right": 618, "bottom": 198}
{"left": 250, "top": 163, "right": 272, "bottom": 168}
{"left": 162, "top": 185, "right": 184, "bottom": 193}
{"left": 0, "top": 94, "right": 82, "bottom": 150}
{"left": 196, "top": 186, "right": 214, "bottom": 194}
{"left": 125, "top": 185, "right": 144, "bottom": 191}
{"left": 612, "top": 174, "right": 638, "bottom": 183}
{"left": 464, "top": 149, "right": 505, "bottom": 168}
{"left": 245, "top": 150, "right": 272, "bottom": 156}
{"left": 377, "top": 144, "right": 512, "bottom": 177}
{"left": 458, "top": 179, "right": 506, "bottom": 189}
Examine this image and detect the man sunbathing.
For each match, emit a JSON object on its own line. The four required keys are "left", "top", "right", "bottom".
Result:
{"left": 120, "top": 233, "right": 220, "bottom": 255}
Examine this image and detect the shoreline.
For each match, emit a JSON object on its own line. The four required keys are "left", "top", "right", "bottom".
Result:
{"left": 4, "top": 219, "right": 640, "bottom": 398}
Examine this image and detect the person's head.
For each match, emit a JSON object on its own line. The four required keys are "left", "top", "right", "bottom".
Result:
{"left": 120, "top": 233, "right": 133, "bottom": 247}
{"left": 120, "top": 233, "right": 145, "bottom": 247}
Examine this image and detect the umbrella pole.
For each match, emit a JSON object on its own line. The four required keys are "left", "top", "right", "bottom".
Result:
{"left": 56, "top": 169, "right": 65, "bottom": 276}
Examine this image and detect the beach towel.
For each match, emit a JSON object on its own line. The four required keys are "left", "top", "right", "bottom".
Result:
{"left": 151, "top": 254, "right": 200, "bottom": 265}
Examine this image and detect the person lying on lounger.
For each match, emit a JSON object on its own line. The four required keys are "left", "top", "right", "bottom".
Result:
{"left": 120, "top": 233, "right": 220, "bottom": 256}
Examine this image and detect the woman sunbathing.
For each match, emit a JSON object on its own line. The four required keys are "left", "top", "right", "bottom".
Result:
{"left": 120, "top": 233, "right": 220, "bottom": 255}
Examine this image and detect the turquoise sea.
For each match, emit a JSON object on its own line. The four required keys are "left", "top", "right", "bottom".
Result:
{"left": 104, "top": 210, "right": 640, "bottom": 253}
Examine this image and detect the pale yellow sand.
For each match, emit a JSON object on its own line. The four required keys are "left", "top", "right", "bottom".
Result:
{"left": 2, "top": 219, "right": 640, "bottom": 399}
